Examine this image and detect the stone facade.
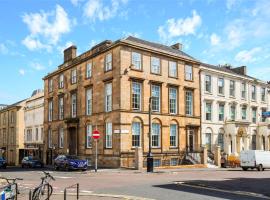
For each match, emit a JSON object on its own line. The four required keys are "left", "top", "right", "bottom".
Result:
{"left": 200, "top": 64, "right": 270, "bottom": 156}
{"left": 43, "top": 36, "right": 201, "bottom": 168}
{"left": 24, "top": 89, "right": 44, "bottom": 160}
{"left": 0, "top": 100, "right": 26, "bottom": 165}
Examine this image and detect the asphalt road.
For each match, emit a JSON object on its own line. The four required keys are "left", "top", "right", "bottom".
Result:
{"left": 0, "top": 167, "right": 270, "bottom": 200}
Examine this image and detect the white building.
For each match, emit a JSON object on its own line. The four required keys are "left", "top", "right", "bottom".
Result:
{"left": 24, "top": 89, "right": 44, "bottom": 159}
{"left": 200, "top": 64, "right": 270, "bottom": 156}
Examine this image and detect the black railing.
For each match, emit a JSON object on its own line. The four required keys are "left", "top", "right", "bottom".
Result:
{"left": 64, "top": 183, "right": 79, "bottom": 200}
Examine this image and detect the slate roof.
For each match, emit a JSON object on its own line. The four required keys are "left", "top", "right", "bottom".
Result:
{"left": 201, "top": 62, "right": 263, "bottom": 82}
{"left": 122, "top": 36, "right": 198, "bottom": 62}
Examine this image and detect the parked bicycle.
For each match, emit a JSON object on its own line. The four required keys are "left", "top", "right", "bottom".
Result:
{"left": 0, "top": 177, "right": 23, "bottom": 200}
{"left": 31, "top": 171, "right": 55, "bottom": 200}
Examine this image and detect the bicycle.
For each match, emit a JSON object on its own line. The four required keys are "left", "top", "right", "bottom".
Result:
{"left": 31, "top": 171, "right": 55, "bottom": 200}
{"left": 0, "top": 177, "right": 23, "bottom": 200}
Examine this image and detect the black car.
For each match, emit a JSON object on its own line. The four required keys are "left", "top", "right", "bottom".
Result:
{"left": 54, "top": 155, "right": 88, "bottom": 171}
{"left": 0, "top": 157, "right": 7, "bottom": 169}
{"left": 21, "top": 156, "right": 44, "bottom": 168}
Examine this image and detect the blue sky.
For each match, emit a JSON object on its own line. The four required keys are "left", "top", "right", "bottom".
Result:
{"left": 1, "top": 0, "right": 270, "bottom": 104}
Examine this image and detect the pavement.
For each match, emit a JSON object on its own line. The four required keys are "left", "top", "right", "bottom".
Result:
{"left": 0, "top": 167, "right": 270, "bottom": 200}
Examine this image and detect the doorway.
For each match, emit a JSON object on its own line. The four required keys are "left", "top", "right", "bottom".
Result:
{"left": 68, "top": 127, "right": 77, "bottom": 155}
{"left": 188, "top": 129, "right": 195, "bottom": 152}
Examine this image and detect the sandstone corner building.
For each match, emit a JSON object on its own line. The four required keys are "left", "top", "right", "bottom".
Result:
{"left": 43, "top": 36, "right": 201, "bottom": 168}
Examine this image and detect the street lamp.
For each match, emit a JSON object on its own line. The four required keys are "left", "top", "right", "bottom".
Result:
{"left": 147, "top": 97, "right": 154, "bottom": 172}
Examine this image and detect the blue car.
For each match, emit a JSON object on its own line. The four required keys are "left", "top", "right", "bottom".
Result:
{"left": 54, "top": 155, "right": 88, "bottom": 171}
{"left": 21, "top": 156, "right": 44, "bottom": 168}
{"left": 0, "top": 157, "right": 7, "bottom": 169}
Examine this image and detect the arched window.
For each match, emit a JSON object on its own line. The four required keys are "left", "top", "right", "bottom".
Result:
{"left": 152, "top": 119, "right": 161, "bottom": 148}
{"left": 205, "top": 128, "right": 212, "bottom": 151}
{"left": 131, "top": 117, "right": 143, "bottom": 147}
{"left": 218, "top": 128, "right": 224, "bottom": 151}
{"left": 170, "top": 121, "right": 178, "bottom": 147}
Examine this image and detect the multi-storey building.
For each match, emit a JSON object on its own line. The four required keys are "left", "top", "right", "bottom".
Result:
{"left": 43, "top": 36, "right": 201, "bottom": 168}
{"left": 200, "top": 64, "right": 270, "bottom": 156}
{"left": 23, "top": 89, "right": 44, "bottom": 160}
{"left": 0, "top": 104, "right": 8, "bottom": 110}
{"left": 0, "top": 100, "right": 26, "bottom": 165}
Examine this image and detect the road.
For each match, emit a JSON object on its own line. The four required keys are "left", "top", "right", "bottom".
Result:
{"left": 0, "top": 167, "right": 270, "bottom": 200}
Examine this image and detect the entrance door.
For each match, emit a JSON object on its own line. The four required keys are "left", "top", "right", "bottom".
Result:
{"left": 188, "top": 129, "right": 195, "bottom": 152}
{"left": 68, "top": 127, "right": 77, "bottom": 155}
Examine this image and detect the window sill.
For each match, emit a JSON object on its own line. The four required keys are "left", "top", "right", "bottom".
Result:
{"left": 131, "top": 68, "right": 143, "bottom": 72}
{"left": 229, "top": 96, "right": 236, "bottom": 99}
{"left": 205, "top": 91, "right": 212, "bottom": 95}
{"left": 185, "top": 79, "right": 194, "bottom": 82}
{"left": 217, "top": 94, "right": 225, "bottom": 97}
{"left": 168, "top": 76, "right": 178, "bottom": 79}
{"left": 150, "top": 72, "right": 162, "bottom": 76}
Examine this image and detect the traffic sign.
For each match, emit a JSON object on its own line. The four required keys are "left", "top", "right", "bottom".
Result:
{"left": 92, "top": 130, "right": 100, "bottom": 139}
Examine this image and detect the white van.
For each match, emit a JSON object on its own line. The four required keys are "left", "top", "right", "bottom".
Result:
{"left": 240, "top": 150, "right": 270, "bottom": 171}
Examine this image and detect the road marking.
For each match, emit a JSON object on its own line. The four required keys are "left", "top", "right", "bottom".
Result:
{"left": 174, "top": 181, "right": 270, "bottom": 199}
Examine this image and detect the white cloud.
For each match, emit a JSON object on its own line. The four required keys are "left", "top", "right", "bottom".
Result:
{"left": 226, "top": 0, "right": 237, "bottom": 10}
{"left": 57, "top": 41, "right": 75, "bottom": 55}
{"left": 19, "top": 69, "right": 25, "bottom": 76}
{"left": 30, "top": 62, "right": 45, "bottom": 71}
{"left": 0, "top": 43, "right": 8, "bottom": 54}
{"left": 22, "top": 5, "right": 73, "bottom": 51}
{"left": 210, "top": 33, "right": 220, "bottom": 46}
{"left": 158, "top": 10, "right": 202, "bottom": 43}
{"left": 83, "top": 0, "right": 128, "bottom": 22}
{"left": 235, "top": 47, "right": 262, "bottom": 63}
{"left": 71, "top": 0, "right": 83, "bottom": 6}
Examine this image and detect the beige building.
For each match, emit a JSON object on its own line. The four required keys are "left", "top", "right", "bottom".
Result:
{"left": 43, "top": 36, "right": 201, "bottom": 168}
{"left": 0, "top": 100, "right": 26, "bottom": 165}
{"left": 24, "top": 89, "right": 44, "bottom": 160}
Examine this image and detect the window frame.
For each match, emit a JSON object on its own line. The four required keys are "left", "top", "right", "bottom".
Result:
{"left": 168, "top": 61, "right": 177, "bottom": 78}
{"left": 170, "top": 124, "right": 178, "bottom": 147}
{"left": 105, "top": 82, "right": 112, "bottom": 112}
{"left": 131, "top": 52, "right": 142, "bottom": 70}
{"left": 59, "top": 74, "right": 64, "bottom": 89}
{"left": 71, "top": 69, "right": 77, "bottom": 84}
{"left": 86, "top": 124, "right": 92, "bottom": 148}
{"left": 105, "top": 122, "right": 113, "bottom": 148}
{"left": 185, "top": 90, "right": 193, "bottom": 116}
{"left": 229, "top": 80, "right": 235, "bottom": 97}
{"left": 132, "top": 81, "right": 142, "bottom": 111}
{"left": 151, "top": 123, "right": 161, "bottom": 148}
{"left": 132, "top": 122, "right": 141, "bottom": 147}
{"left": 150, "top": 57, "right": 161, "bottom": 74}
{"left": 86, "top": 88, "right": 92, "bottom": 116}
{"left": 169, "top": 87, "right": 177, "bottom": 114}
{"left": 205, "top": 75, "right": 212, "bottom": 93}
{"left": 205, "top": 102, "right": 212, "bottom": 121}
{"left": 71, "top": 93, "right": 77, "bottom": 118}
{"left": 59, "top": 127, "right": 64, "bottom": 149}
{"left": 48, "top": 99, "right": 53, "bottom": 122}
{"left": 86, "top": 62, "right": 92, "bottom": 79}
{"left": 185, "top": 65, "right": 193, "bottom": 81}
{"left": 58, "top": 96, "right": 64, "bottom": 120}
{"left": 218, "top": 78, "right": 224, "bottom": 95}
{"left": 105, "top": 53, "right": 112, "bottom": 72}
{"left": 251, "top": 85, "right": 256, "bottom": 101}
{"left": 151, "top": 84, "right": 161, "bottom": 112}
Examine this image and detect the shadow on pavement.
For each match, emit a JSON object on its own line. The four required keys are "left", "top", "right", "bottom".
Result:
{"left": 154, "top": 177, "right": 270, "bottom": 200}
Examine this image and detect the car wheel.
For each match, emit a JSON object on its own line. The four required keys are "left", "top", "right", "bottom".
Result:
{"left": 22, "top": 164, "right": 24, "bottom": 168}
{"left": 242, "top": 167, "right": 248, "bottom": 171}
{"left": 65, "top": 164, "right": 70, "bottom": 171}
{"left": 257, "top": 164, "right": 263, "bottom": 171}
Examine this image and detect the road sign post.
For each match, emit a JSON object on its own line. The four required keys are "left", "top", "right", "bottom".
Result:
{"left": 92, "top": 130, "right": 100, "bottom": 172}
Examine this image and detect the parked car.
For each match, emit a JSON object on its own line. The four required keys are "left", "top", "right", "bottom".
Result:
{"left": 0, "top": 157, "right": 7, "bottom": 169}
{"left": 240, "top": 150, "right": 270, "bottom": 171}
{"left": 21, "top": 156, "right": 44, "bottom": 168}
{"left": 54, "top": 155, "right": 88, "bottom": 171}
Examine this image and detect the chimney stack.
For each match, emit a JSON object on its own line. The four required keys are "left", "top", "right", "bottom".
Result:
{"left": 64, "top": 45, "right": 77, "bottom": 63}
{"left": 171, "top": 43, "right": 183, "bottom": 51}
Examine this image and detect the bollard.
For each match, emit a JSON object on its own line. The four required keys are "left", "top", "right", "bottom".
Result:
{"left": 64, "top": 188, "right": 67, "bottom": 200}
{"left": 29, "top": 190, "right": 32, "bottom": 200}
{"left": 76, "top": 183, "right": 79, "bottom": 199}
{"left": 15, "top": 183, "right": 18, "bottom": 200}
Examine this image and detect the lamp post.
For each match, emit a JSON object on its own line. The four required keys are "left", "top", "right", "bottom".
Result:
{"left": 147, "top": 97, "right": 154, "bottom": 172}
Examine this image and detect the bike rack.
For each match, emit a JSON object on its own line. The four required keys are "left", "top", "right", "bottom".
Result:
{"left": 64, "top": 183, "right": 79, "bottom": 200}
